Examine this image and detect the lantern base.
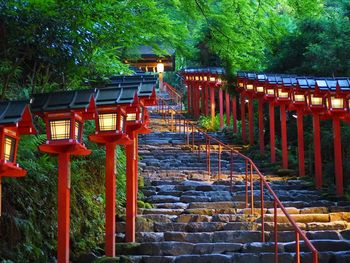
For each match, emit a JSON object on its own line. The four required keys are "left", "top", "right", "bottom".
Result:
{"left": 0, "top": 161, "right": 27, "bottom": 177}
{"left": 89, "top": 133, "right": 132, "bottom": 145}
{"left": 39, "top": 141, "right": 91, "bottom": 156}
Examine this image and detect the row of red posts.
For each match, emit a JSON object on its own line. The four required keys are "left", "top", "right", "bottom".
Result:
{"left": 0, "top": 74, "right": 157, "bottom": 263}
{"left": 182, "top": 68, "right": 350, "bottom": 197}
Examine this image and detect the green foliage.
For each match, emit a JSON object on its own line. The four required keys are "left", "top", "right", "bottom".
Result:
{"left": 0, "top": 121, "right": 128, "bottom": 262}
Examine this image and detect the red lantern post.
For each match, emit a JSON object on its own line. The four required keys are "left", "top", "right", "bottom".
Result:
{"left": 0, "top": 101, "right": 36, "bottom": 216}
{"left": 265, "top": 76, "right": 277, "bottom": 163}
{"left": 326, "top": 79, "right": 348, "bottom": 196}
{"left": 306, "top": 79, "right": 328, "bottom": 189}
{"left": 244, "top": 73, "right": 256, "bottom": 146}
{"left": 237, "top": 72, "right": 247, "bottom": 143}
{"left": 31, "top": 90, "right": 96, "bottom": 263}
{"left": 276, "top": 75, "right": 292, "bottom": 169}
{"left": 88, "top": 86, "right": 142, "bottom": 256}
{"left": 254, "top": 74, "right": 267, "bottom": 153}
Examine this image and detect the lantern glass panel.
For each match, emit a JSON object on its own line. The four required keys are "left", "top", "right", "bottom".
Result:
{"left": 204, "top": 76, "right": 208, "bottom": 81}
{"left": 127, "top": 113, "right": 137, "bottom": 121}
{"left": 50, "top": 119, "right": 71, "bottom": 140}
{"left": 331, "top": 97, "right": 344, "bottom": 109}
{"left": 239, "top": 82, "right": 244, "bottom": 88}
{"left": 75, "top": 121, "right": 82, "bottom": 141}
{"left": 266, "top": 88, "right": 274, "bottom": 95}
{"left": 4, "top": 136, "right": 16, "bottom": 162}
{"left": 195, "top": 76, "right": 199, "bottom": 81}
{"left": 210, "top": 77, "right": 216, "bottom": 82}
{"left": 278, "top": 89, "right": 289, "bottom": 98}
{"left": 294, "top": 94, "right": 305, "bottom": 102}
{"left": 98, "top": 113, "right": 117, "bottom": 131}
{"left": 246, "top": 84, "right": 254, "bottom": 91}
{"left": 310, "top": 95, "right": 323, "bottom": 106}
{"left": 218, "top": 78, "right": 222, "bottom": 84}
{"left": 256, "top": 86, "right": 264, "bottom": 93}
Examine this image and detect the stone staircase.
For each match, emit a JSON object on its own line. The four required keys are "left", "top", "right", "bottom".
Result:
{"left": 115, "top": 115, "right": 350, "bottom": 263}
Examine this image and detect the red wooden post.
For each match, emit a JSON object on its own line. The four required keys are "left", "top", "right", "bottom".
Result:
{"left": 210, "top": 86, "right": 215, "bottom": 127}
{"left": 312, "top": 114, "right": 322, "bottom": 189}
{"left": 204, "top": 86, "right": 209, "bottom": 116}
{"left": 333, "top": 117, "right": 343, "bottom": 196}
{"left": 219, "top": 88, "right": 224, "bottom": 129}
{"left": 125, "top": 132, "right": 136, "bottom": 242}
{"left": 57, "top": 152, "right": 71, "bottom": 263}
{"left": 296, "top": 109, "right": 305, "bottom": 177}
{"left": 225, "top": 90, "right": 230, "bottom": 126}
{"left": 269, "top": 102, "right": 276, "bottom": 163}
{"left": 248, "top": 96, "right": 254, "bottom": 146}
{"left": 105, "top": 143, "right": 117, "bottom": 256}
{"left": 232, "top": 96, "right": 237, "bottom": 133}
{"left": 187, "top": 85, "right": 191, "bottom": 114}
{"left": 280, "top": 104, "right": 288, "bottom": 169}
{"left": 201, "top": 87, "right": 205, "bottom": 115}
{"left": 258, "top": 98, "right": 264, "bottom": 153}
{"left": 241, "top": 94, "right": 246, "bottom": 143}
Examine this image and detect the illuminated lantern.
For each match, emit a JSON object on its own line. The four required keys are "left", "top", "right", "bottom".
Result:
{"left": 31, "top": 89, "right": 96, "bottom": 263}
{"left": 0, "top": 101, "right": 36, "bottom": 216}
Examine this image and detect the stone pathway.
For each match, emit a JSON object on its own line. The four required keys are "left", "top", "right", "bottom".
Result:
{"left": 116, "top": 113, "right": 350, "bottom": 263}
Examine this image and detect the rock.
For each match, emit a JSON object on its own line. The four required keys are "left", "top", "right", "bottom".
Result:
{"left": 263, "top": 214, "right": 330, "bottom": 224}
{"left": 142, "top": 256, "right": 174, "bottom": 263}
{"left": 330, "top": 212, "right": 350, "bottom": 222}
{"left": 139, "top": 242, "right": 194, "bottom": 256}
{"left": 231, "top": 253, "right": 260, "bottom": 263}
{"left": 141, "top": 208, "right": 184, "bottom": 215}
{"left": 154, "top": 202, "right": 188, "bottom": 209}
{"left": 266, "top": 207, "right": 299, "bottom": 214}
{"left": 213, "top": 231, "right": 261, "bottom": 243}
{"left": 340, "top": 230, "right": 350, "bottom": 240}
{"left": 136, "top": 232, "right": 164, "bottom": 242}
{"left": 164, "top": 232, "right": 213, "bottom": 243}
{"left": 147, "top": 195, "right": 180, "bottom": 203}
{"left": 180, "top": 195, "right": 210, "bottom": 203}
{"left": 140, "top": 214, "right": 177, "bottom": 223}
{"left": 243, "top": 242, "right": 284, "bottom": 253}
{"left": 223, "top": 222, "right": 256, "bottom": 231}
{"left": 177, "top": 214, "right": 211, "bottom": 223}
{"left": 306, "top": 221, "right": 348, "bottom": 231}
{"left": 175, "top": 254, "right": 232, "bottom": 263}
{"left": 285, "top": 240, "right": 350, "bottom": 252}
{"left": 185, "top": 208, "right": 216, "bottom": 215}
{"left": 299, "top": 207, "right": 328, "bottom": 214}
{"left": 188, "top": 202, "right": 234, "bottom": 209}
{"left": 306, "top": 230, "right": 341, "bottom": 240}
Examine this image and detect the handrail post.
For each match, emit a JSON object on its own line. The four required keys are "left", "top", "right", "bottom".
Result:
{"left": 245, "top": 160, "right": 249, "bottom": 208}
{"left": 192, "top": 124, "right": 195, "bottom": 151}
{"left": 250, "top": 163, "right": 254, "bottom": 214}
{"left": 230, "top": 150, "right": 233, "bottom": 192}
{"left": 274, "top": 200, "right": 278, "bottom": 263}
{"left": 296, "top": 232, "right": 300, "bottom": 263}
{"left": 218, "top": 144, "right": 222, "bottom": 181}
{"left": 186, "top": 122, "right": 189, "bottom": 145}
{"left": 198, "top": 133, "right": 201, "bottom": 160}
{"left": 260, "top": 177, "right": 265, "bottom": 242}
{"left": 207, "top": 138, "right": 211, "bottom": 177}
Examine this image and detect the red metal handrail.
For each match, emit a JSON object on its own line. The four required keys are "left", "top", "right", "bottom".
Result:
{"left": 164, "top": 82, "right": 183, "bottom": 111}
{"left": 167, "top": 112, "right": 318, "bottom": 263}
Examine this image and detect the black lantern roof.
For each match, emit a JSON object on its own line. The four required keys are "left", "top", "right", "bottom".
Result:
{"left": 31, "top": 89, "right": 96, "bottom": 113}
{"left": 336, "top": 78, "right": 350, "bottom": 91}
{"left": 95, "top": 86, "right": 138, "bottom": 106}
{"left": 297, "top": 77, "right": 316, "bottom": 90}
{"left": 282, "top": 76, "right": 297, "bottom": 87}
{"left": 237, "top": 72, "right": 247, "bottom": 78}
{"left": 105, "top": 82, "right": 154, "bottom": 98}
{"left": 0, "top": 100, "right": 31, "bottom": 125}
{"left": 315, "top": 79, "right": 331, "bottom": 91}
{"left": 267, "top": 75, "right": 279, "bottom": 84}
{"left": 257, "top": 73, "right": 267, "bottom": 82}
{"left": 247, "top": 72, "right": 256, "bottom": 80}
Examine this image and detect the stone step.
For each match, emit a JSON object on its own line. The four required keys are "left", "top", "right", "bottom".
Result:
{"left": 120, "top": 251, "right": 350, "bottom": 263}
{"left": 116, "top": 240, "right": 350, "bottom": 256}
